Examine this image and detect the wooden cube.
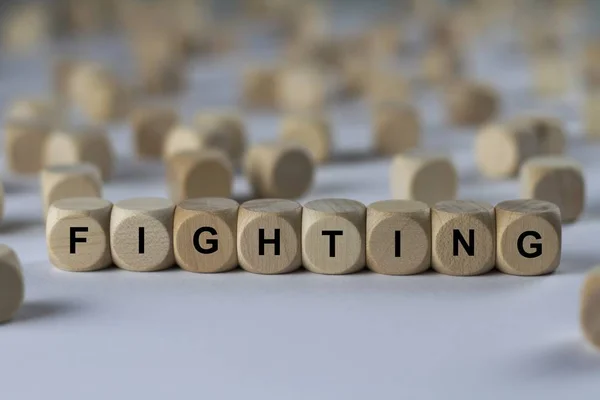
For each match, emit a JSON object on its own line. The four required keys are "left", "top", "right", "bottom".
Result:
{"left": 194, "top": 112, "right": 247, "bottom": 162}
{"left": 584, "top": 92, "right": 600, "bottom": 139}
{"left": 44, "top": 125, "right": 114, "bottom": 181}
{"left": 302, "top": 198, "right": 366, "bottom": 275}
{"left": 238, "top": 199, "right": 302, "bottom": 274}
{"left": 373, "top": 102, "right": 420, "bottom": 156}
{"left": 244, "top": 142, "right": 315, "bottom": 199}
{"left": 110, "top": 197, "right": 175, "bottom": 272}
{"left": 390, "top": 152, "right": 458, "bottom": 206}
{"left": 531, "top": 53, "right": 570, "bottom": 97}
{"left": 475, "top": 117, "right": 566, "bottom": 179}
{"left": 4, "top": 118, "right": 50, "bottom": 174}
{"left": 41, "top": 163, "right": 103, "bottom": 217}
{"left": 0, "top": 244, "right": 24, "bottom": 323}
{"left": 445, "top": 81, "right": 500, "bottom": 126}
{"left": 280, "top": 113, "right": 331, "bottom": 164}
{"left": 166, "top": 150, "right": 233, "bottom": 203}
{"left": 163, "top": 125, "right": 232, "bottom": 160}
{"left": 68, "top": 63, "right": 128, "bottom": 122}
{"left": 581, "top": 267, "right": 600, "bottom": 350}
{"left": 495, "top": 199, "right": 561, "bottom": 276}
{"left": 1, "top": 2, "right": 50, "bottom": 53}
{"left": 366, "top": 200, "right": 431, "bottom": 275}
{"left": 173, "top": 198, "right": 239, "bottom": 273}
{"left": 276, "top": 65, "right": 327, "bottom": 112}
{"left": 367, "top": 70, "right": 411, "bottom": 106}
{"left": 5, "top": 99, "right": 59, "bottom": 125}
{"left": 431, "top": 200, "right": 495, "bottom": 276}
{"left": 421, "top": 45, "right": 463, "bottom": 85}
{"left": 511, "top": 116, "right": 566, "bottom": 155}
{"left": 241, "top": 67, "right": 278, "bottom": 109}
{"left": 520, "top": 156, "right": 585, "bottom": 223}
{"left": 131, "top": 106, "right": 178, "bottom": 160}
{"left": 46, "top": 197, "right": 112, "bottom": 272}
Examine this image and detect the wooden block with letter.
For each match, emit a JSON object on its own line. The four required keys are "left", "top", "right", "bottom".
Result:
{"left": 280, "top": 113, "right": 331, "bottom": 164}
{"left": 390, "top": 152, "right": 457, "bottom": 206}
{"left": 44, "top": 125, "right": 114, "bottom": 181}
{"left": 366, "top": 200, "right": 431, "bottom": 275}
{"left": 581, "top": 267, "right": 600, "bottom": 350}
{"left": 173, "top": 198, "right": 239, "bottom": 273}
{"left": 431, "top": 200, "right": 496, "bottom": 276}
{"left": 302, "top": 198, "right": 366, "bottom": 275}
{"left": 495, "top": 199, "right": 561, "bottom": 276}
{"left": 520, "top": 156, "right": 584, "bottom": 223}
{"left": 4, "top": 118, "right": 50, "bottom": 174}
{"left": 41, "top": 163, "right": 103, "bottom": 217}
{"left": 244, "top": 142, "right": 315, "bottom": 199}
{"left": 0, "top": 245, "right": 24, "bottom": 323}
{"left": 110, "top": 198, "right": 175, "bottom": 272}
{"left": 166, "top": 150, "right": 233, "bottom": 203}
{"left": 131, "top": 106, "right": 178, "bottom": 160}
{"left": 238, "top": 199, "right": 302, "bottom": 274}
{"left": 373, "top": 102, "right": 421, "bottom": 156}
{"left": 46, "top": 197, "right": 112, "bottom": 272}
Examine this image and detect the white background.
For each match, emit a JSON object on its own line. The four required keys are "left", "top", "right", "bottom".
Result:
{"left": 1, "top": 9, "right": 600, "bottom": 400}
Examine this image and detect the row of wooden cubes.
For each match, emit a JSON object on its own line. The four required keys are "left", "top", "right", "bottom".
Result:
{"left": 47, "top": 197, "right": 561, "bottom": 276}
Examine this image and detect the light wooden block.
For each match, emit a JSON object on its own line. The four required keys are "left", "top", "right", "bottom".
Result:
{"left": 238, "top": 199, "right": 302, "bottom": 274}
{"left": 581, "top": 267, "right": 600, "bottom": 350}
{"left": 0, "top": 245, "right": 24, "bottom": 323}
{"left": 495, "top": 199, "right": 561, "bottom": 276}
{"left": 5, "top": 99, "right": 59, "bottom": 125}
{"left": 520, "top": 156, "right": 585, "bottom": 223}
{"left": 445, "top": 81, "right": 500, "bottom": 126}
{"left": 131, "top": 106, "right": 178, "bottom": 159}
{"left": 280, "top": 113, "right": 331, "bottom": 164}
{"left": 163, "top": 125, "right": 232, "bottom": 161}
{"left": 373, "top": 102, "right": 420, "bottom": 156}
{"left": 421, "top": 45, "right": 463, "bottom": 85}
{"left": 367, "top": 71, "right": 411, "bottom": 106}
{"left": 244, "top": 142, "right": 315, "bottom": 199}
{"left": 584, "top": 92, "right": 600, "bottom": 139}
{"left": 475, "top": 116, "right": 566, "bottom": 179}
{"left": 366, "top": 200, "right": 431, "bottom": 275}
{"left": 110, "top": 197, "right": 175, "bottom": 272}
{"left": 67, "top": 63, "right": 128, "bottom": 122}
{"left": 173, "top": 198, "right": 239, "bottom": 273}
{"left": 166, "top": 150, "right": 233, "bottom": 203}
{"left": 1, "top": 2, "right": 50, "bottom": 53}
{"left": 390, "top": 152, "right": 458, "bottom": 206}
{"left": 43, "top": 126, "right": 114, "bottom": 181}
{"left": 4, "top": 118, "right": 50, "bottom": 174}
{"left": 302, "top": 198, "right": 366, "bottom": 275}
{"left": 531, "top": 53, "right": 570, "bottom": 98}
{"left": 194, "top": 112, "right": 247, "bottom": 162}
{"left": 41, "top": 163, "right": 103, "bottom": 217}
{"left": 276, "top": 65, "right": 327, "bottom": 112}
{"left": 241, "top": 67, "right": 278, "bottom": 109}
{"left": 431, "top": 200, "right": 495, "bottom": 276}
{"left": 511, "top": 115, "right": 566, "bottom": 155}
{"left": 46, "top": 197, "right": 112, "bottom": 272}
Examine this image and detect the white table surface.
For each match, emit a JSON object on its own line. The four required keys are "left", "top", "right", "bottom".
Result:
{"left": 1, "top": 15, "right": 600, "bottom": 400}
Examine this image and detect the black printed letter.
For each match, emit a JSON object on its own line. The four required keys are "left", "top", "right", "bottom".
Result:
{"left": 453, "top": 229, "right": 475, "bottom": 256}
{"left": 322, "top": 230, "right": 343, "bottom": 257}
{"left": 70, "top": 227, "right": 88, "bottom": 254}
{"left": 193, "top": 227, "right": 219, "bottom": 254}
{"left": 517, "top": 231, "right": 542, "bottom": 258}
{"left": 259, "top": 229, "right": 280, "bottom": 256}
